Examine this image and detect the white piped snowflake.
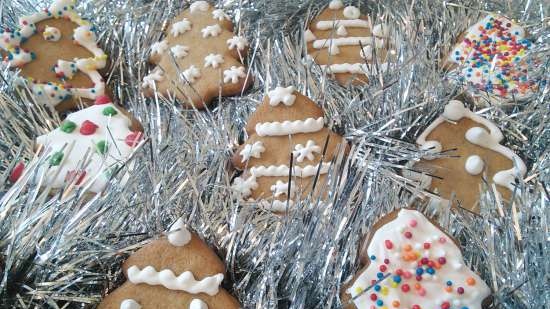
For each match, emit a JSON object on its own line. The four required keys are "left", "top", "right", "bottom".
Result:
{"left": 204, "top": 53, "right": 224, "bottom": 68}
{"left": 183, "top": 65, "right": 201, "bottom": 83}
{"left": 239, "top": 141, "right": 265, "bottom": 162}
{"left": 189, "top": 1, "right": 210, "bottom": 14}
{"left": 212, "top": 9, "right": 229, "bottom": 21}
{"left": 270, "top": 180, "right": 297, "bottom": 198}
{"left": 232, "top": 176, "right": 258, "bottom": 198}
{"left": 268, "top": 86, "right": 296, "bottom": 106}
{"left": 171, "top": 18, "right": 191, "bottom": 37}
{"left": 227, "top": 36, "right": 248, "bottom": 51}
{"left": 151, "top": 40, "right": 168, "bottom": 56}
{"left": 142, "top": 68, "right": 164, "bottom": 89}
{"left": 201, "top": 24, "right": 222, "bottom": 38}
{"left": 170, "top": 45, "right": 190, "bottom": 59}
{"left": 223, "top": 66, "right": 246, "bottom": 84}
{"left": 293, "top": 140, "right": 321, "bottom": 162}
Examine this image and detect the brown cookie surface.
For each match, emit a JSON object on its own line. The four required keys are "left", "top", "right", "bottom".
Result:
{"left": 99, "top": 219, "right": 240, "bottom": 309}
{"left": 341, "top": 208, "right": 491, "bottom": 309}
{"left": 142, "top": 1, "right": 252, "bottom": 109}
{"left": 306, "top": 0, "right": 392, "bottom": 86}
{"left": 231, "top": 86, "right": 347, "bottom": 212}
{"left": 406, "top": 100, "right": 526, "bottom": 213}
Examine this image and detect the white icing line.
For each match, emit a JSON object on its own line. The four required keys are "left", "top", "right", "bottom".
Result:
{"left": 316, "top": 19, "right": 369, "bottom": 30}
{"left": 312, "top": 37, "right": 374, "bottom": 51}
{"left": 255, "top": 117, "right": 324, "bottom": 136}
{"left": 320, "top": 63, "right": 389, "bottom": 74}
{"left": 250, "top": 162, "right": 331, "bottom": 178}
{"left": 127, "top": 266, "right": 223, "bottom": 296}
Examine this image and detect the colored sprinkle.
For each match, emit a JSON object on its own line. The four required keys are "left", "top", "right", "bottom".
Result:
{"left": 96, "top": 140, "right": 108, "bottom": 154}
{"left": 49, "top": 151, "right": 64, "bottom": 166}
{"left": 60, "top": 120, "right": 76, "bottom": 133}
{"left": 102, "top": 106, "right": 118, "bottom": 116}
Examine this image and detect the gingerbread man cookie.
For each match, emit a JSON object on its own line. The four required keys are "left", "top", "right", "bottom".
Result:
{"left": 142, "top": 1, "right": 252, "bottom": 109}
{"left": 36, "top": 95, "right": 143, "bottom": 193}
{"left": 98, "top": 218, "right": 240, "bottom": 309}
{"left": 305, "top": 0, "right": 392, "bottom": 85}
{"left": 446, "top": 14, "right": 537, "bottom": 101}
{"left": 342, "top": 208, "right": 491, "bottom": 309}
{"left": 231, "top": 86, "right": 346, "bottom": 212}
{"left": 406, "top": 100, "right": 526, "bottom": 213}
{"left": 0, "top": 0, "right": 108, "bottom": 111}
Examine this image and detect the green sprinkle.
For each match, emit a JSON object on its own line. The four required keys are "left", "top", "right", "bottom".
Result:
{"left": 102, "top": 106, "right": 118, "bottom": 116}
{"left": 49, "top": 151, "right": 64, "bottom": 166}
{"left": 60, "top": 120, "right": 76, "bottom": 133}
{"left": 96, "top": 140, "right": 108, "bottom": 154}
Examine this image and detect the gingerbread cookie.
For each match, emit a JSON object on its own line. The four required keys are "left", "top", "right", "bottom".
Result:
{"left": 142, "top": 1, "right": 252, "bottom": 109}
{"left": 231, "top": 86, "right": 346, "bottom": 212}
{"left": 446, "top": 14, "right": 537, "bottom": 101}
{"left": 405, "top": 100, "right": 526, "bottom": 213}
{"left": 98, "top": 218, "right": 240, "bottom": 309}
{"left": 0, "top": 0, "right": 108, "bottom": 111}
{"left": 305, "top": 0, "right": 392, "bottom": 85}
{"left": 342, "top": 208, "right": 491, "bottom": 309}
{"left": 35, "top": 95, "right": 143, "bottom": 193}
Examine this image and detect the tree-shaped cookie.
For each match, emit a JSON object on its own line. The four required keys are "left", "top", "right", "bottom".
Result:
{"left": 231, "top": 86, "right": 346, "bottom": 212}
{"left": 98, "top": 218, "right": 240, "bottom": 309}
{"left": 35, "top": 95, "right": 143, "bottom": 193}
{"left": 342, "top": 208, "right": 491, "bottom": 309}
{"left": 0, "top": 0, "right": 108, "bottom": 111}
{"left": 446, "top": 14, "right": 537, "bottom": 101}
{"left": 142, "top": 1, "right": 252, "bottom": 109}
{"left": 406, "top": 100, "right": 526, "bottom": 213}
{"left": 305, "top": 0, "right": 392, "bottom": 85}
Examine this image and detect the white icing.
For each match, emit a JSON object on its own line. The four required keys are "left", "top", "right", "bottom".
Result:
{"left": 293, "top": 140, "right": 321, "bottom": 162}
{"left": 239, "top": 141, "right": 265, "bottom": 162}
{"left": 43, "top": 25, "right": 61, "bottom": 41}
{"left": 204, "top": 53, "right": 224, "bottom": 68}
{"left": 212, "top": 9, "right": 229, "bottom": 21}
{"left": 170, "top": 45, "right": 190, "bottom": 59}
{"left": 151, "top": 40, "right": 169, "bottom": 56}
{"left": 249, "top": 162, "right": 331, "bottom": 178}
{"left": 374, "top": 37, "right": 385, "bottom": 49}
{"left": 142, "top": 68, "right": 164, "bottom": 89}
{"left": 465, "top": 155, "right": 484, "bottom": 175}
{"left": 328, "top": 0, "right": 343, "bottom": 9}
{"left": 0, "top": 0, "right": 107, "bottom": 106}
{"left": 189, "top": 1, "right": 210, "bottom": 14}
{"left": 189, "top": 299, "right": 208, "bottom": 309}
{"left": 261, "top": 199, "right": 295, "bottom": 212}
{"left": 336, "top": 25, "right": 348, "bottom": 36}
{"left": 420, "top": 140, "right": 442, "bottom": 160}
{"left": 255, "top": 117, "right": 324, "bottom": 137}
{"left": 54, "top": 60, "right": 77, "bottom": 80}
{"left": 35, "top": 101, "right": 138, "bottom": 193}
{"left": 359, "top": 45, "right": 373, "bottom": 61}
{"left": 313, "top": 37, "right": 374, "bottom": 55}
{"left": 183, "top": 65, "right": 201, "bottom": 83}
{"left": 201, "top": 24, "right": 222, "bottom": 38}
{"left": 167, "top": 218, "right": 191, "bottom": 247}
{"left": 343, "top": 6, "right": 360, "bottom": 19}
{"left": 171, "top": 18, "right": 192, "bottom": 37}
{"left": 127, "top": 266, "right": 223, "bottom": 296}
{"left": 347, "top": 209, "right": 491, "bottom": 309}
{"left": 372, "top": 23, "right": 390, "bottom": 37}
{"left": 120, "top": 299, "right": 141, "bottom": 309}
{"left": 417, "top": 100, "right": 527, "bottom": 191}
{"left": 271, "top": 180, "right": 296, "bottom": 198}
{"left": 223, "top": 66, "right": 246, "bottom": 84}
{"left": 268, "top": 86, "right": 296, "bottom": 106}
{"left": 316, "top": 19, "right": 369, "bottom": 30}
{"left": 304, "top": 29, "right": 317, "bottom": 42}
{"left": 320, "top": 62, "right": 389, "bottom": 74}
{"left": 232, "top": 176, "right": 258, "bottom": 198}
{"left": 227, "top": 36, "right": 248, "bottom": 51}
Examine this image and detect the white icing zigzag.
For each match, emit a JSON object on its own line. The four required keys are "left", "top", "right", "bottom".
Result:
{"left": 255, "top": 117, "right": 325, "bottom": 137}
{"left": 0, "top": 0, "right": 108, "bottom": 106}
{"left": 347, "top": 209, "right": 491, "bottom": 309}
{"left": 416, "top": 100, "right": 526, "bottom": 190}
{"left": 127, "top": 265, "right": 224, "bottom": 296}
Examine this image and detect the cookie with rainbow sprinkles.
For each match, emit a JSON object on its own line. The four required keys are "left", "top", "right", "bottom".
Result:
{"left": 447, "top": 14, "right": 538, "bottom": 101}
{"left": 342, "top": 208, "right": 491, "bottom": 309}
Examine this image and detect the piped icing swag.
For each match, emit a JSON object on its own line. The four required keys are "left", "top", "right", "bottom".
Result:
{"left": 0, "top": 0, "right": 108, "bottom": 106}
{"left": 346, "top": 209, "right": 491, "bottom": 309}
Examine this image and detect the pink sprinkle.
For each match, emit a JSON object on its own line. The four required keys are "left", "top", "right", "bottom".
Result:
{"left": 385, "top": 240, "right": 393, "bottom": 250}
{"left": 439, "top": 237, "right": 447, "bottom": 244}
{"left": 409, "top": 219, "right": 417, "bottom": 227}
{"left": 404, "top": 231, "right": 413, "bottom": 239}
{"left": 418, "top": 288, "right": 426, "bottom": 296}
{"left": 403, "top": 271, "right": 412, "bottom": 279}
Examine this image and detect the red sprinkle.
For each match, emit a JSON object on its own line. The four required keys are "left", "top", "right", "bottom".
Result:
{"left": 9, "top": 162, "right": 25, "bottom": 183}
{"left": 438, "top": 257, "right": 447, "bottom": 265}
{"left": 404, "top": 231, "right": 412, "bottom": 239}
{"left": 94, "top": 95, "right": 112, "bottom": 105}
{"left": 370, "top": 293, "right": 377, "bottom": 301}
{"left": 125, "top": 131, "right": 142, "bottom": 147}
{"left": 423, "top": 242, "right": 431, "bottom": 249}
{"left": 457, "top": 287, "right": 465, "bottom": 294}
{"left": 385, "top": 240, "right": 393, "bottom": 250}
{"left": 401, "top": 284, "right": 410, "bottom": 292}
{"left": 379, "top": 265, "right": 387, "bottom": 272}
{"left": 441, "top": 302, "right": 450, "bottom": 309}
{"left": 80, "top": 120, "right": 98, "bottom": 135}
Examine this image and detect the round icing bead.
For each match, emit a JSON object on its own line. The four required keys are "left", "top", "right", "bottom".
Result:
{"left": 464, "top": 155, "right": 484, "bottom": 175}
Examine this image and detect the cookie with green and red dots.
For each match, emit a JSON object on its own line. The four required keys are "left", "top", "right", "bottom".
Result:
{"left": 342, "top": 208, "right": 491, "bottom": 309}
{"left": 34, "top": 95, "right": 143, "bottom": 193}
{"left": 446, "top": 14, "right": 537, "bottom": 101}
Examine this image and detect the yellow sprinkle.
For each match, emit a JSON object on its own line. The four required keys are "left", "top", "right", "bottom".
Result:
{"left": 391, "top": 282, "right": 398, "bottom": 288}
{"left": 354, "top": 287, "right": 363, "bottom": 294}
{"left": 381, "top": 286, "right": 389, "bottom": 295}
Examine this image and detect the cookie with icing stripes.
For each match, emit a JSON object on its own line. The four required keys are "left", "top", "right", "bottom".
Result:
{"left": 0, "top": 0, "right": 109, "bottom": 111}
{"left": 98, "top": 218, "right": 240, "bottom": 309}
{"left": 142, "top": 1, "right": 252, "bottom": 109}
{"left": 231, "top": 86, "right": 347, "bottom": 212}
{"left": 342, "top": 208, "right": 491, "bottom": 309}
{"left": 404, "top": 100, "right": 526, "bottom": 213}
{"left": 305, "top": 0, "right": 393, "bottom": 85}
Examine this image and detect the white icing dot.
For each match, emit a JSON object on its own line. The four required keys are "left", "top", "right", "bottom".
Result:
{"left": 443, "top": 100, "right": 466, "bottom": 121}
{"left": 465, "top": 155, "right": 484, "bottom": 175}
{"left": 189, "top": 298, "right": 208, "bottom": 309}
{"left": 189, "top": 1, "right": 210, "bottom": 14}
{"left": 343, "top": 6, "right": 360, "bottom": 19}
{"left": 167, "top": 218, "right": 192, "bottom": 246}
{"left": 120, "top": 299, "right": 141, "bottom": 309}
{"left": 328, "top": 0, "right": 343, "bottom": 9}
{"left": 465, "top": 127, "right": 493, "bottom": 146}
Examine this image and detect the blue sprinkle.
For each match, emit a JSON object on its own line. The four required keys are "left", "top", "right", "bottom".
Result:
{"left": 370, "top": 255, "right": 376, "bottom": 261}
{"left": 374, "top": 285, "right": 381, "bottom": 292}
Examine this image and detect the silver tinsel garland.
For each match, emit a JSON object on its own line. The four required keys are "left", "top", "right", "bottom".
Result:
{"left": 0, "top": 0, "right": 548, "bottom": 308}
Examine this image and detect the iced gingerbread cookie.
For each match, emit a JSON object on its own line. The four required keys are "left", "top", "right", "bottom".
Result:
{"left": 305, "top": 0, "right": 392, "bottom": 85}
{"left": 36, "top": 95, "right": 143, "bottom": 193}
{"left": 0, "top": 0, "right": 108, "bottom": 111}
{"left": 142, "top": 1, "right": 252, "bottom": 109}
{"left": 406, "top": 100, "right": 526, "bottom": 213}
{"left": 446, "top": 14, "right": 537, "bottom": 101}
{"left": 98, "top": 218, "right": 240, "bottom": 309}
{"left": 342, "top": 208, "right": 491, "bottom": 309}
{"left": 231, "top": 86, "right": 346, "bottom": 212}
